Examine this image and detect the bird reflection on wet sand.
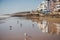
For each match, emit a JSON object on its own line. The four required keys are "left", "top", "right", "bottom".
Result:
{"left": 24, "top": 33, "right": 32, "bottom": 40}
{"left": 9, "top": 26, "right": 12, "bottom": 30}
{"left": 17, "top": 20, "right": 19, "bottom": 24}
{"left": 20, "top": 23, "right": 22, "bottom": 28}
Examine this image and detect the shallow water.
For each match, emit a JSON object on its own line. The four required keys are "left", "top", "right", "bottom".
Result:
{"left": 0, "top": 17, "right": 60, "bottom": 40}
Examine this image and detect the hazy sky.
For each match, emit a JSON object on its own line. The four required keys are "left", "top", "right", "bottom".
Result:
{"left": 0, "top": 0, "right": 44, "bottom": 14}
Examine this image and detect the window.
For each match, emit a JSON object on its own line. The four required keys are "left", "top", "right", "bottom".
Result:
{"left": 53, "top": 0, "right": 56, "bottom": 2}
{"left": 56, "top": 5, "right": 60, "bottom": 8}
{"left": 58, "top": 9, "right": 60, "bottom": 11}
{"left": 44, "top": 9, "right": 47, "bottom": 10}
{"left": 44, "top": 5, "right": 46, "bottom": 8}
{"left": 46, "top": 0, "right": 50, "bottom": 1}
{"left": 57, "top": 6, "right": 60, "bottom": 8}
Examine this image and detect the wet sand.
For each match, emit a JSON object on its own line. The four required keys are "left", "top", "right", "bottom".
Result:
{"left": 0, "top": 17, "right": 60, "bottom": 40}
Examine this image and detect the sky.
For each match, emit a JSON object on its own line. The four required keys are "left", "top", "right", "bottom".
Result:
{"left": 0, "top": 0, "right": 44, "bottom": 14}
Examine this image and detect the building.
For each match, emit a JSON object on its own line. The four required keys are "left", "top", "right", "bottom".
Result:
{"left": 37, "top": 1, "right": 50, "bottom": 14}
{"left": 47, "top": 0, "right": 60, "bottom": 12}
{"left": 54, "top": 0, "right": 60, "bottom": 12}
{"left": 36, "top": 0, "right": 60, "bottom": 14}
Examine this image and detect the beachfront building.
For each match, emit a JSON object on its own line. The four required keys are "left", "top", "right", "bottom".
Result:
{"left": 47, "top": 0, "right": 60, "bottom": 12}
{"left": 37, "top": 1, "right": 50, "bottom": 14}
{"left": 54, "top": 0, "right": 60, "bottom": 12}
{"left": 36, "top": 0, "right": 60, "bottom": 14}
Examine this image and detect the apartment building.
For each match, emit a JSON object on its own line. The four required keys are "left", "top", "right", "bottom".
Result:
{"left": 37, "top": 1, "right": 49, "bottom": 14}
{"left": 48, "top": 0, "right": 60, "bottom": 12}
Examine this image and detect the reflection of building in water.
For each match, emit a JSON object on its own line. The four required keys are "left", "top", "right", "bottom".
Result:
{"left": 24, "top": 33, "right": 31, "bottom": 40}
{"left": 37, "top": 20, "right": 48, "bottom": 33}
{"left": 37, "top": 19, "right": 60, "bottom": 35}
{"left": 54, "top": 23, "right": 60, "bottom": 34}
{"left": 31, "top": 17, "right": 60, "bottom": 35}
{"left": 48, "top": 24, "right": 57, "bottom": 34}
{"left": 56, "top": 26, "right": 60, "bottom": 34}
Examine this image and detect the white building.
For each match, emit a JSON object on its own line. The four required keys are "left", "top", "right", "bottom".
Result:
{"left": 37, "top": 1, "right": 50, "bottom": 14}
{"left": 36, "top": 0, "right": 60, "bottom": 14}
{"left": 37, "top": 20, "right": 48, "bottom": 33}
